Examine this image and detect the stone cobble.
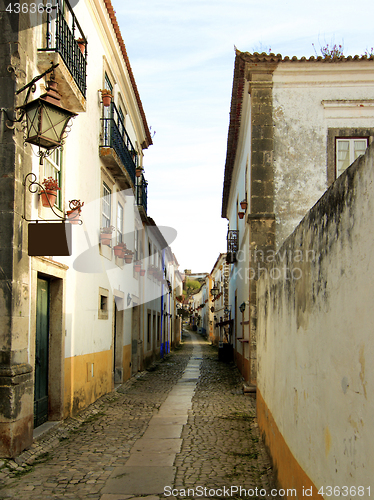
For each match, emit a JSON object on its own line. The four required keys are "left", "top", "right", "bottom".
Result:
{"left": 173, "top": 342, "right": 277, "bottom": 498}
{"left": 0, "top": 332, "right": 278, "bottom": 499}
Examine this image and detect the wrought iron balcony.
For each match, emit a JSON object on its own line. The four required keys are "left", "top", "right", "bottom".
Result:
{"left": 226, "top": 229, "right": 239, "bottom": 263}
{"left": 37, "top": 0, "right": 87, "bottom": 111}
{"left": 136, "top": 174, "right": 148, "bottom": 219}
{"left": 100, "top": 102, "right": 138, "bottom": 188}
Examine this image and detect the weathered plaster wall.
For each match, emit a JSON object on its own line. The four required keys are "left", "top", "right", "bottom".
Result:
{"left": 257, "top": 143, "right": 374, "bottom": 494}
{"left": 273, "top": 62, "right": 374, "bottom": 248}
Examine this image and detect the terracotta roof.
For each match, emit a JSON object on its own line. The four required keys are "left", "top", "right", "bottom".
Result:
{"left": 103, "top": 0, "right": 152, "bottom": 149}
{"left": 221, "top": 53, "right": 245, "bottom": 219}
{"left": 221, "top": 50, "right": 374, "bottom": 219}
{"left": 237, "top": 50, "right": 374, "bottom": 63}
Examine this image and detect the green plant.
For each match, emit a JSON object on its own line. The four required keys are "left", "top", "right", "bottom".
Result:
{"left": 101, "top": 225, "right": 115, "bottom": 234}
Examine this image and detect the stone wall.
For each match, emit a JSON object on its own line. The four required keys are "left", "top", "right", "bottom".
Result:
{"left": 257, "top": 143, "right": 374, "bottom": 495}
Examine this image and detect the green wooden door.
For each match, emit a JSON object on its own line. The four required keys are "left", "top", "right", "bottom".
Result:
{"left": 34, "top": 278, "right": 49, "bottom": 428}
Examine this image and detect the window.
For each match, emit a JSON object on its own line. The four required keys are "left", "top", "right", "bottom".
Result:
{"left": 44, "top": 148, "right": 62, "bottom": 209}
{"left": 336, "top": 138, "right": 368, "bottom": 177}
{"left": 147, "top": 312, "right": 151, "bottom": 346}
{"left": 98, "top": 287, "right": 109, "bottom": 319}
{"left": 102, "top": 182, "right": 111, "bottom": 228}
{"left": 117, "top": 203, "right": 123, "bottom": 244}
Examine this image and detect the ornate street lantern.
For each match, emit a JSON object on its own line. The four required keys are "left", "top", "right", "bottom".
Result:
{"left": 239, "top": 302, "right": 246, "bottom": 313}
{"left": 211, "top": 284, "right": 219, "bottom": 298}
{"left": 19, "top": 77, "right": 77, "bottom": 152}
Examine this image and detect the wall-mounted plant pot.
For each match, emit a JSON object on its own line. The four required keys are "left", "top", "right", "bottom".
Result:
{"left": 124, "top": 254, "right": 133, "bottom": 264}
{"left": 135, "top": 169, "right": 143, "bottom": 178}
{"left": 238, "top": 212, "right": 245, "bottom": 219}
{"left": 76, "top": 38, "right": 86, "bottom": 54}
{"left": 148, "top": 268, "right": 154, "bottom": 275}
{"left": 41, "top": 190, "right": 57, "bottom": 207}
{"left": 100, "top": 233, "right": 112, "bottom": 246}
{"left": 113, "top": 245, "right": 126, "bottom": 257}
{"left": 134, "top": 263, "right": 141, "bottom": 272}
{"left": 66, "top": 209, "right": 80, "bottom": 224}
{"left": 102, "top": 95, "right": 112, "bottom": 107}
{"left": 240, "top": 200, "right": 248, "bottom": 210}
{"left": 140, "top": 269, "right": 146, "bottom": 276}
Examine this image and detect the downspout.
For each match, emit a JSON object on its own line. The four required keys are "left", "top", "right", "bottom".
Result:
{"left": 160, "top": 248, "right": 165, "bottom": 358}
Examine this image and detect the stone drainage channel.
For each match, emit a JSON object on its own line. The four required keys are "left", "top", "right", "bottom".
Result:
{"left": 101, "top": 334, "right": 203, "bottom": 497}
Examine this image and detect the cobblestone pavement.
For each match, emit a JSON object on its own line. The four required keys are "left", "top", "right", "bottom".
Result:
{"left": 0, "top": 331, "right": 278, "bottom": 499}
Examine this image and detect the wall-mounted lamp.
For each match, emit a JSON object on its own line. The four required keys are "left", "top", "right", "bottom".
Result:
{"left": 239, "top": 302, "right": 246, "bottom": 313}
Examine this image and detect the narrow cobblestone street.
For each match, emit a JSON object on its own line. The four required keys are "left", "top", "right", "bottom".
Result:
{"left": 0, "top": 332, "right": 278, "bottom": 500}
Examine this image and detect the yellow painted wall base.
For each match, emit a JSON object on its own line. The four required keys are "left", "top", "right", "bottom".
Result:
{"left": 64, "top": 350, "right": 112, "bottom": 418}
{"left": 257, "top": 389, "right": 323, "bottom": 499}
{"left": 123, "top": 344, "right": 131, "bottom": 382}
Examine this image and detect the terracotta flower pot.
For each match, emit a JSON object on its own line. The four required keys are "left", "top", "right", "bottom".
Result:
{"left": 113, "top": 246, "right": 126, "bottom": 258}
{"left": 140, "top": 269, "right": 146, "bottom": 276}
{"left": 124, "top": 254, "right": 133, "bottom": 264}
{"left": 67, "top": 209, "right": 80, "bottom": 224}
{"left": 135, "top": 169, "right": 143, "bottom": 178}
{"left": 134, "top": 263, "right": 141, "bottom": 272}
{"left": 100, "top": 233, "right": 112, "bottom": 246}
{"left": 41, "top": 190, "right": 57, "bottom": 208}
{"left": 77, "top": 40, "right": 86, "bottom": 54}
{"left": 240, "top": 200, "right": 248, "bottom": 210}
{"left": 102, "top": 94, "right": 112, "bottom": 107}
{"left": 238, "top": 212, "right": 245, "bottom": 219}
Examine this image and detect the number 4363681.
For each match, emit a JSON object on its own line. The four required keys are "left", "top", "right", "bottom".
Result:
{"left": 318, "top": 486, "right": 370, "bottom": 497}
{"left": 6, "top": 3, "right": 53, "bottom": 14}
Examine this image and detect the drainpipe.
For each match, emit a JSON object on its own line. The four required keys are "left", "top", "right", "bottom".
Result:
{"left": 160, "top": 249, "right": 165, "bottom": 358}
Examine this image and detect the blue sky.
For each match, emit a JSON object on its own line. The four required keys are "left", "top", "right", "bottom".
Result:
{"left": 112, "top": 0, "right": 373, "bottom": 273}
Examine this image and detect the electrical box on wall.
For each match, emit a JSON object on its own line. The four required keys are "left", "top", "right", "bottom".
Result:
{"left": 28, "top": 222, "right": 72, "bottom": 256}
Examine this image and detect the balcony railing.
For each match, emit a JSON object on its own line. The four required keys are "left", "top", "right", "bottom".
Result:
{"left": 226, "top": 229, "right": 239, "bottom": 263}
{"left": 101, "top": 102, "right": 138, "bottom": 186}
{"left": 136, "top": 174, "right": 148, "bottom": 215}
{"left": 38, "top": 0, "right": 87, "bottom": 98}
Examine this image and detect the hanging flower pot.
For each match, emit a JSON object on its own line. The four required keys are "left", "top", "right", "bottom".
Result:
{"left": 140, "top": 269, "right": 146, "bottom": 276}
{"left": 40, "top": 177, "right": 60, "bottom": 207}
{"left": 100, "top": 89, "right": 113, "bottom": 107}
{"left": 124, "top": 253, "right": 134, "bottom": 264}
{"left": 76, "top": 37, "right": 86, "bottom": 55}
{"left": 238, "top": 212, "right": 245, "bottom": 219}
{"left": 135, "top": 168, "right": 143, "bottom": 178}
{"left": 240, "top": 199, "right": 248, "bottom": 210}
{"left": 113, "top": 242, "right": 126, "bottom": 258}
{"left": 41, "top": 189, "right": 57, "bottom": 207}
{"left": 66, "top": 209, "right": 80, "bottom": 224}
{"left": 100, "top": 225, "right": 115, "bottom": 246}
{"left": 134, "top": 261, "right": 141, "bottom": 272}
{"left": 66, "top": 199, "right": 84, "bottom": 224}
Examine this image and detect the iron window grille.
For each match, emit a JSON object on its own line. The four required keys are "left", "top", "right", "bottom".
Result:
{"left": 136, "top": 173, "right": 148, "bottom": 214}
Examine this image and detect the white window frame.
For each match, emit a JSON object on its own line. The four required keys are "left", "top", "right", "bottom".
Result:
{"left": 102, "top": 182, "right": 111, "bottom": 228}
{"left": 44, "top": 148, "right": 62, "bottom": 209}
{"left": 336, "top": 138, "right": 368, "bottom": 177}
{"left": 117, "top": 202, "right": 123, "bottom": 244}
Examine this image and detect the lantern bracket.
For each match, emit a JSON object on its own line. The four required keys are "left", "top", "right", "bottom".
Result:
{"left": 15, "top": 63, "right": 59, "bottom": 113}
{"left": 23, "top": 172, "right": 83, "bottom": 224}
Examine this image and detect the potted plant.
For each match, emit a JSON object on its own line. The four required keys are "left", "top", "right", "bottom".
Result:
{"left": 41, "top": 177, "right": 60, "bottom": 207}
{"left": 238, "top": 211, "right": 245, "bottom": 219}
{"left": 113, "top": 241, "right": 127, "bottom": 258}
{"left": 135, "top": 167, "right": 143, "bottom": 178}
{"left": 148, "top": 265, "right": 155, "bottom": 276}
{"left": 124, "top": 249, "right": 134, "bottom": 264}
{"left": 134, "top": 261, "right": 141, "bottom": 272}
{"left": 76, "top": 37, "right": 86, "bottom": 55}
{"left": 66, "top": 199, "right": 84, "bottom": 224}
{"left": 240, "top": 199, "right": 248, "bottom": 210}
{"left": 100, "top": 89, "right": 113, "bottom": 107}
{"left": 100, "top": 225, "right": 115, "bottom": 246}
{"left": 140, "top": 269, "right": 146, "bottom": 276}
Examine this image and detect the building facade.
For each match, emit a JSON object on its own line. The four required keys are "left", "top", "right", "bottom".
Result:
{"left": 0, "top": 0, "right": 180, "bottom": 458}
{"left": 221, "top": 50, "right": 374, "bottom": 383}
